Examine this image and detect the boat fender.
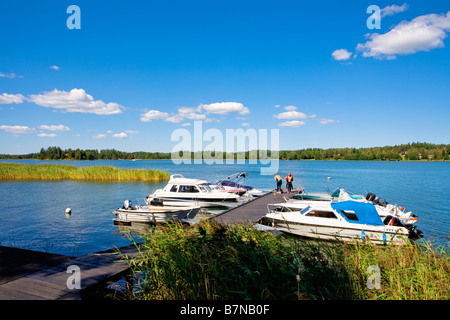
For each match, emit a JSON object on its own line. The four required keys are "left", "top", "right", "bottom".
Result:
{"left": 389, "top": 217, "right": 395, "bottom": 226}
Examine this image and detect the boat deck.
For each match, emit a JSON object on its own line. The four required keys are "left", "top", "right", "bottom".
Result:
{"left": 211, "top": 188, "right": 299, "bottom": 225}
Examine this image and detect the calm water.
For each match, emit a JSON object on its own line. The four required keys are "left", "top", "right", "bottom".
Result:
{"left": 0, "top": 159, "right": 449, "bottom": 255}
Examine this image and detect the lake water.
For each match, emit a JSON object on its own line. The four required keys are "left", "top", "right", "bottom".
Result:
{"left": 0, "top": 159, "right": 448, "bottom": 256}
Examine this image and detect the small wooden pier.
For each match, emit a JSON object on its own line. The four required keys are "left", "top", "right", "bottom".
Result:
{"left": 0, "top": 189, "right": 299, "bottom": 300}
{"left": 0, "top": 245, "right": 138, "bottom": 300}
{"left": 212, "top": 188, "right": 297, "bottom": 225}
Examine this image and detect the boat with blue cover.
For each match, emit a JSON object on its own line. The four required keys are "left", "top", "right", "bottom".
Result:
{"left": 287, "top": 188, "right": 418, "bottom": 226}
{"left": 260, "top": 201, "right": 422, "bottom": 245}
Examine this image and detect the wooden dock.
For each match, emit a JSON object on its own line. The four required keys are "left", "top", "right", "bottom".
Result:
{"left": 212, "top": 189, "right": 297, "bottom": 225}
{"left": 0, "top": 245, "right": 138, "bottom": 300}
{"left": 0, "top": 189, "right": 300, "bottom": 300}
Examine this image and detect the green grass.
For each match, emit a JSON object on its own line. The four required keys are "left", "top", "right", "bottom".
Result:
{"left": 0, "top": 163, "right": 170, "bottom": 182}
{"left": 119, "top": 220, "right": 449, "bottom": 300}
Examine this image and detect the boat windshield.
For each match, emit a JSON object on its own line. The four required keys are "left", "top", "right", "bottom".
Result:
{"left": 198, "top": 184, "right": 212, "bottom": 193}
{"left": 300, "top": 206, "right": 311, "bottom": 215}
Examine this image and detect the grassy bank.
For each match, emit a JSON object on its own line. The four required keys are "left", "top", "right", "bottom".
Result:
{"left": 0, "top": 163, "right": 170, "bottom": 182}
{"left": 121, "top": 220, "right": 449, "bottom": 300}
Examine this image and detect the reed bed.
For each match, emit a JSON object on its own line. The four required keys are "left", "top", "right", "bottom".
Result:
{"left": 343, "top": 240, "right": 450, "bottom": 299}
{"left": 120, "top": 220, "right": 449, "bottom": 300}
{"left": 0, "top": 163, "right": 170, "bottom": 182}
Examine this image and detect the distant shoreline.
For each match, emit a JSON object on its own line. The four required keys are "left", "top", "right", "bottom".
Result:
{"left": 1, "top": 158, "right": 447, "bottom": 162}
{"left": 1, "top": 142, "right": 448, "bottom": 161}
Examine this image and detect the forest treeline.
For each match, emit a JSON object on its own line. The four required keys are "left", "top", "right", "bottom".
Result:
{"left": 0, "top": 142, "right": 448, "bottom": 161}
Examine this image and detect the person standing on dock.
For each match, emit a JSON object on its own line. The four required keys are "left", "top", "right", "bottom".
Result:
{"left": 285, "top": 172, "right": 294, "bottom": 194}
{"left": 274, "top": 173, "right": 283, "bottom": 194}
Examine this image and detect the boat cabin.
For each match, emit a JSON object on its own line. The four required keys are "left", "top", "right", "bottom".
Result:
{"left": 298, "top": 201, "right": 386, "bottom": 226}
{"left": 163, "top": 174, "right": 214, "bottom": 194}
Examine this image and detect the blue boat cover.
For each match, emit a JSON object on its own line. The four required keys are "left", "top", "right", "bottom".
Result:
{"left": 331, "top": 201, "right": 384, "bottom": 226}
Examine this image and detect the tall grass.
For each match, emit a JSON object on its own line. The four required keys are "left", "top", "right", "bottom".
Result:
{"left": 122, "top": 221, "right": 299, "bottom": 300}
{"left": 343, "top": 240, "right": 450, "bottom": 299}
{"left": 120, "top": 220, "right": 449, "bottom": 300}
{"left": 0, "top": 163, "right": 170, "bottom": 182}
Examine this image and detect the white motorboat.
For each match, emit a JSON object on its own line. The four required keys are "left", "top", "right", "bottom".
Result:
{"left": 287, "top": 188, "right": 418, "bottom": 226}
{"left": 259, "top": 201, "right": 422, "bottom": 245}
{"left": 216, "top": 172, "right": 264, "bottom": 197}
{"left": 113, "top": 199, "right": 201, "bottom": 224}
{"left": 207, "top": 182, "right": 247, "bottom": 196}
{"left": 336, "top": 189, "right": 418, "bottom": 225}
{"left": 150, "top": 174, "right": 241, "bottom": 208}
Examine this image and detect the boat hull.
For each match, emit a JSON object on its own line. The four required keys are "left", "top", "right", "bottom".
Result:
{"left": 260, "top": 214, "right": 409, "bottom": 245}
{"left": 293, "top": 193, "right": 333, "bottom": 201}
{"left": 114, "top": 205, "right": 200, "bottom": 223}
{"left": 149, "top": 196, "right": 240, "bottom": 209}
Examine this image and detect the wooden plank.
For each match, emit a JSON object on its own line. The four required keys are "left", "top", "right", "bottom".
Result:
{"left": 212, "top": 189, "right": 296, "bottom": 225}
{"left": 0, "top": 285, "right": 47, "bottom": 300}
{"left": 0, "top": 246, "right": 71, "bottom": 285}
{"left": 0, "top": 245, "right": 137, "bottom": 300}
{"left": 1, "top": 277, "right": 70, "bottom": 299}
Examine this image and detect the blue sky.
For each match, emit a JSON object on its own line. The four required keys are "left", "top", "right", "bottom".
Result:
{"left": 1, "top": 0, "right": 449, "bottom": 154}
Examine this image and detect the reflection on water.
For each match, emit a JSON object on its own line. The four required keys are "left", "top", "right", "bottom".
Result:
{"left": 0, "top": 159, "right": 448, "bottom": 255}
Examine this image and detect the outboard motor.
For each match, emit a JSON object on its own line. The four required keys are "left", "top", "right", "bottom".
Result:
{"left": 407, "top": 225, "right": 424, "bottom": 240}
{"left": 123, "top": 199, "right": 132, "bottom": 209}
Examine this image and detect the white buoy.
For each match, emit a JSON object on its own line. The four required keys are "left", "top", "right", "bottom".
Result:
{"left": 65, "top": 208, "right": 72, "bottom": 215}
{"left": 327, "top": 177, "right": 331, "bottom": 180}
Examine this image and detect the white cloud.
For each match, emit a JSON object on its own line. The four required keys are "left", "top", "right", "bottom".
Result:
{"left": 319, "top": 119, "right": 338, "bottom": 124}
{"left": 49, "top": 65, "right": 60, "bottom": 70}
{"left": 124, "top": 130, "right": 139, "bottom": 135}
{"left": 112, "top": 132, "right": 129, "bottom": 139}
{"left": 140, "top": 110, "right": 169, "bottom": 122}
{"left": 0, "top": 125, "right": 35, "bottom": 134}
{"left": 177, "top": 106, "right": 206, "bottom": 120}
{"left": 140, "top": 102, "right": 248, "bottom": 124}
{"left": 204, "top": 118, "right": 220, "bottom": 124}
{"left": 278, "top": 120, "right": 306, "bottom": 127}
{"left": 165, "top": 114, "right": 184, "bottom": 123}
{"left": 28, "top": 88, "right": 124, "bottom": 115}
{"left": 274, "top": 104, "right": 281, "bottom": 108}
{"left": 332, "top": 49, "right": 353, "bottom": 61}
{"left": 92, "top": 134, "right": 107, "bottom": 139}
{"left": 38, "top": 124, "right": 70, "bottom": 131}
{"left": 357, "top": 10, "right": 450, "bottom": 59}
{"left": 201, "top": 102, "right": 250, "bottom": 115}
{"left": 0, "top": 73, "right": 22, "bottom": 79}
{"left": 181, "top": 123, "right": 192, "bottom": 127}
{"left": 140, "top": 108, "right": 198, "bottom": 123}
{"left": 37, "top": 133, "right": 57, "bottom": 138}
{"left": 0, "top": 93, "right": 26, "bottom": 104}
{"left": 273, "top": 111, "right": 308, "bottom": 120}
{"left": 242, "top": 122, "right": 251, "bottom": 127}
{"left": 381, "top": 3, "right": 408, "bottom": 18}
{"left": 283, "top": 105, "right": 297, "bottom": 111}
